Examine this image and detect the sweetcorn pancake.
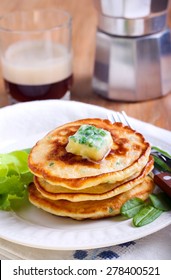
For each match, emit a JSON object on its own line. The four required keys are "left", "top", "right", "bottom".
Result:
{"left": 34, "top": 156, "right": 154, "bottom": 202}
{"left": 28, "top": 118, "right": 151, "bottom": 190}
{"left": 28, "top": 176, "right": 154, "bottom": 220}
{"left": 28, "top": 118, "right": 154, "bottom": 220}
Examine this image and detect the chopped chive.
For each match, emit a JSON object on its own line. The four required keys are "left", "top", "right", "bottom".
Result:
{"left": 108, "top": 207, "right": 114, "bottom": 213}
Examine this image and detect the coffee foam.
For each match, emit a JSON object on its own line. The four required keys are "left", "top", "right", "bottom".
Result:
{"left": 2, "top": 41, "right": 72, "bottom": 85}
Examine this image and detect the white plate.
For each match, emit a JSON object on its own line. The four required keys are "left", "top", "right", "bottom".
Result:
{"left": 0, "top": 100, "right": 171, "bottom": 250}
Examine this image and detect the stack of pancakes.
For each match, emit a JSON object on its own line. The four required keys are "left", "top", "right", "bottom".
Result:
{"left": 28, "top": 118, "right": 154, "bottom": 220}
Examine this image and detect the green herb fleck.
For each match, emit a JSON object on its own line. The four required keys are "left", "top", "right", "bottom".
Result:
{"left": 69, "top": 124, "right": 110, "bottom": 149}
{"left": 108, "top": 207, "right": 114, "bottom": 213}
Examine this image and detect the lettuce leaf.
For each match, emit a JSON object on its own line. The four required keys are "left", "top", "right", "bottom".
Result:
{"left": 0, "top": 149, "right": 33, "bottom": 210}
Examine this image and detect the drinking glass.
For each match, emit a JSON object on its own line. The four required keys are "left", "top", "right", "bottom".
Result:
{"left": 0, "top": 9, "right": 73, "bottom": 103}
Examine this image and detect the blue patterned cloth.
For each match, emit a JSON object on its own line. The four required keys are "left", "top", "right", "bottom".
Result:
{"left": 73, "top": 241, "right": 136, "bottom": 260}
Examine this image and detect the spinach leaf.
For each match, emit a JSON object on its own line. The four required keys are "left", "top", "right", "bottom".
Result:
{"left": 133, "top": 205, "right": 163, "bottom": 227}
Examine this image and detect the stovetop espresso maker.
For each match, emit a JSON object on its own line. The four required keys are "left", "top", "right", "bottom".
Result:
{"left": 92, "top": 0, "right": 171, "bottom": 101}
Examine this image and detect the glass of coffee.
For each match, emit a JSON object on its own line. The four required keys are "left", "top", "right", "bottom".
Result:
{"left": 0, "top": 9, "right": 73, "bottom": 103}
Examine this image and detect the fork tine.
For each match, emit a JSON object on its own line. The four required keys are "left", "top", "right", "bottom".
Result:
{"left": 112, "top": 113, "right": 118, "bottom": 123}
{"left": 107, "top": 112, "right": 116, "bottom": 123}
{"left": 108, "top": 111, "right": 121, "bottom": 123}
{"left": 115, "top": 112, "right": 122, "bottom": 122}
{"left": 108, "top": 110, "right": 132, "bottom": 128}
{"left": 120, "top": 111, "right": 132, "bottom": 128}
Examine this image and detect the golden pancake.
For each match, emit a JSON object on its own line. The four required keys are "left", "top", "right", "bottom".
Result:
{"left": 34, "top": 156, "right": 154, "bottom": 202}
{"left": 28, "top": 119, "right": 151, "bottom": 190}
{"left": 28, "top": 176, "right": 154, "bottom": 220}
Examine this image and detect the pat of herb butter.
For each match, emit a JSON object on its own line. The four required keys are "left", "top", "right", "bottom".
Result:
{"left": 66, "top": 124, "right": 113, "bottom": 161}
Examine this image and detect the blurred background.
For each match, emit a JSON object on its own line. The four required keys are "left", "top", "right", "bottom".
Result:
{"left": 0, "top": 0, "right": 97, "bottom": 105}
{"left": 0, "top": 0, "right": 171, "bottom": 129}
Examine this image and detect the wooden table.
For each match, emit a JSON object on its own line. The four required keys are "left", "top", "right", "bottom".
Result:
{"left": 0, "top": 0, "right": 171, "bottom": 130}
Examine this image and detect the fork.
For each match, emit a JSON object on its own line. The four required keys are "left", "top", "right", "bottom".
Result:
{"left": 109, "top": 111, "right": 171, "bottom": 197}
{"left": 111, "top": 111, "right": 171, "bottom": 168}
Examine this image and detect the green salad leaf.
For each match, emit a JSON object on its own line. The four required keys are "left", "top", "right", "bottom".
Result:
{"left": 133, "top": 205, "right": 163, "bottom": 227}
{"left": 152, "top": 154, "right": 171, "bottom": 172}
{"left": 152, "top": 146, "right": 171, "bottom": 159}
{"left": 120, "top": 197, "right": 145, "bottom": 218}
{"left": 152, "top": 146, "right": 171, "bottom": 172}
{"left": 0, "top": 149, "right": 33, "bottom": 210}
{"left": 120, "top": 192, "right": 171, "bottom": 227}
{"left": 149, "top": 193, "right": 171, "bottom": 211}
